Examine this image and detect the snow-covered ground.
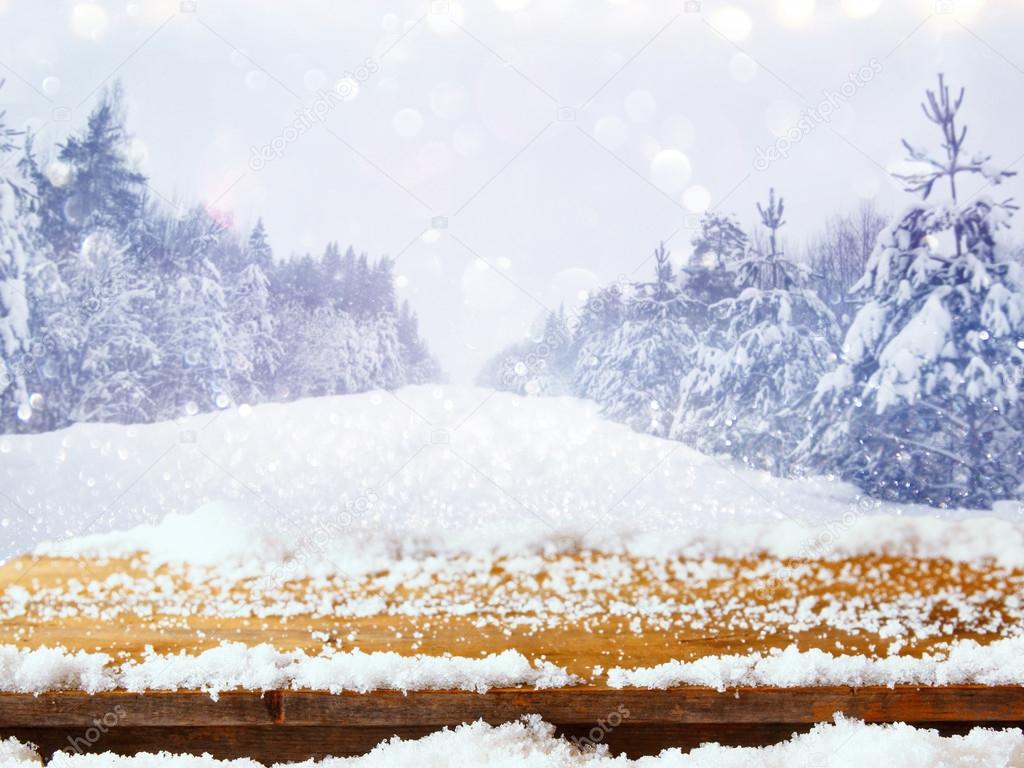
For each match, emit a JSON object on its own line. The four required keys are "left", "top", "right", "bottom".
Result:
{"left": 2, "top": 386, "right": 1021, "bottom": 565}
{"left": 3, "top": 716, "right": 1022, "bottom": 767}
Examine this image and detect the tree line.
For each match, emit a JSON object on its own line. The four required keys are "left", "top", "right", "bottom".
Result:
{"left": 0, "top": 82, "right": 440, "bottom": 434}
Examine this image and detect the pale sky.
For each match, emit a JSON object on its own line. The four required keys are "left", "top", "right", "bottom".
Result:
{"left": 1, "top": 0, "right": 1022, "bottom": 381}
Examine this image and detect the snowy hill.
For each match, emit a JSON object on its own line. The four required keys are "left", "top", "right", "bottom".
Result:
{"left": 0, "top": 386, "right": 1020, "bottom": 564}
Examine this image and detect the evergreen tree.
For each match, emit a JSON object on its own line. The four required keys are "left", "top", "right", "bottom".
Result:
{"left": 246, "top": 218, "right": 273, "bottom": 271}
{"left": 228, "top": 262, "right": 282, "bottom": 401}
{"left": 2, "top": 81, "right": 443, "bottom": 430}
{"left": 69, "top": 231, "right": 159, "bottom": 423}
{"left": 691, "top": 212, "right": 748, "bottom": 269}
{"left": 397, "top": 300, "right": 441, "bottom": 384}
{"left": 478, "top": 307, "right": 572, "bottom": 396}
{"left": 0, "top": 91, "right": 32, "bottom": 430}
{"left": 32, "top": 83, "right": 147, "bottom": 261}
{"left": 799, "top": 75, "right": 1023, "bottom": 508}
{"left": 149, "top": 206, "right": 234, "bottom": 413}
{"left": 673, "top": 190, "right": 839, "bottom": 471}
{"left": 575, "top": 244, "right": 698, "bottom": 436}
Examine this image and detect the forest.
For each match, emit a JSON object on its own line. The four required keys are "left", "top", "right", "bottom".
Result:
{"left": 0, "top": 82, "right": 440, "bottom": 435}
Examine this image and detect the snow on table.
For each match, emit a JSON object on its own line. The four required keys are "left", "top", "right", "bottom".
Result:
{"left": 2, "top": 511, "right": 1023, "bottom": 693}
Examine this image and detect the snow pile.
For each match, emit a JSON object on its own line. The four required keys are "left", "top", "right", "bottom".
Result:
{"left": 0, "top": 644, "right": 575, "bottom": 698}
{"left": 32, "top": 501, "right": 1024, "bottom": 574}
{"left": 7, "top": 638, "right": 1024, "bottom": 697}
{"left": 7, "top": 386, "right": 1022, "bottom": 565}
{"left": 0, "top": 646, "right": 115, "bottom": 694}
{"left": 28, "top": 716, "right": 1024, "bottom": 767}
{"left": 36, "top": 502, "right": 296, "bottom": 570}
{"left": 0, "top": 736, "right": 41, "bottom": 767}
{"left": 607, "top": 636, "right": 1024, "bottom": 691}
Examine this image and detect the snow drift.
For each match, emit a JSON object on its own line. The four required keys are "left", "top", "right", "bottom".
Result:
{"left": 2, "top": 386, "right": 1021, "bottom": 567}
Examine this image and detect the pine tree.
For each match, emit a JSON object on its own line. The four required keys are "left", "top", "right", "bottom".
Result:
{"left": 360, "top": 312, "right": 406, "bottom": 390}
{"left": 680, "top": 213, "right": 748, "bottom": 325}
{"left": 397, "top": 300, "right": 441, "bottom": 384}
{"left": 149, "top": 206, "right": 234, "bottom": 414}
{"left": 228, "top": 262, "right": 282, "bottom": 402}
{"left": 691, "top": 212, "right": 748, "bottom": 269}
{"left": 69, "top": 231, "right": 159, "bottom": 424}
{"left": 576, "top": 244, "right": 698, "bottom": 436}
{"left": 673, "top": 190, "right": 840, "bottom": 471}
{"left": 743, "top": 187, "right": 795, "bottom": 290}
{"left": 478, "top": 307, "right": 572, "bottom": 396}
{"left": 32, "top": 83, "right": 147, "bottom": 261}
{"left": 0, "top": 90, "right": 32, "bottom": 430}
{"left": 799, "top": 75, "right": 1023, "bottom": 508}
{"left": 246, "top": 218, "right": 273, "bottom": 271}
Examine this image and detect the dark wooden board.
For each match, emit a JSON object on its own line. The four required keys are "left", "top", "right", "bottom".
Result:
{"left": 2, "top": 686, "right": 1023, "bottom": 729}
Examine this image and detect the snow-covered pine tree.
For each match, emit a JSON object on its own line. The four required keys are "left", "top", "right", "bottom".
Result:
{"left": 478, "top": 307, "right": 573, "bottom": 396}
{"left": 799, "top": 74, "right": 1023, "bottom": 508}
{"left": 247, "top": 218, "right": 273, "bottom": 271}
{"left": 678, "top": 213, "right": 749, "bottom": 326}
{"left": 575, "top": 244, "right": 698, "bottom": 436}
{"left": 149, "top": 206, "right": 234, "bottom": 415}
{"left": 278, "top": 303, "right": 400, "bottom": 397}
{"left": 358, "top": 312, "right": 406, "bottom": 391}
{"left": 228, "top": 262, "right": 282, "bottom": 402}
{"left": 691, "top": 211, "right": 748, "bottom": 270}
{"left": 0, "top": 89, "right": 33, "bottom": 431}
{"left": 276, "top": 304, "right": 355, "bottom": 397}
{"left": 672, "top": 189, "right": 840, "bottom": 472}
{"left": 13, "top": 133, "right": 81, "bottom": 432}
{"left": 569, "top": 282, "right": 626, "bottom": 398}
{"left": 322, "top": 241, "right": 343, "bottom": 293}
{"left": 31, "top": 83, "right": 147, "bottom": 262}
{"left": 397, "top": 300, "right": 441, "bottom": 384}
{"left": 69, "top": 230, "right": 159, "bottom": 423}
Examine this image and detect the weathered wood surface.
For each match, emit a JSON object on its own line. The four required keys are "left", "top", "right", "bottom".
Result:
{"left": 2, "top": 687, "right": 1024, "bottom": 728}
{"left": 1, "top": 551, "right": 1022, "bottom": 759}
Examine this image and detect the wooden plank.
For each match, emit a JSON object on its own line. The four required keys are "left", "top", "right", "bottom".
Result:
{"left": 2, "top": 686, "right": 1023, "bottom": 728}
{"left": 278, "top": 686, "right": 1024, "bottom": 726}
{"left": 0, "top": 691, "right": 280, "bottom": 728}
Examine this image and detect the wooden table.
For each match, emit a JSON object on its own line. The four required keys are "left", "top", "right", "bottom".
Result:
{"left": 1, "top": 551, "right": 1022, "bottom": 762}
